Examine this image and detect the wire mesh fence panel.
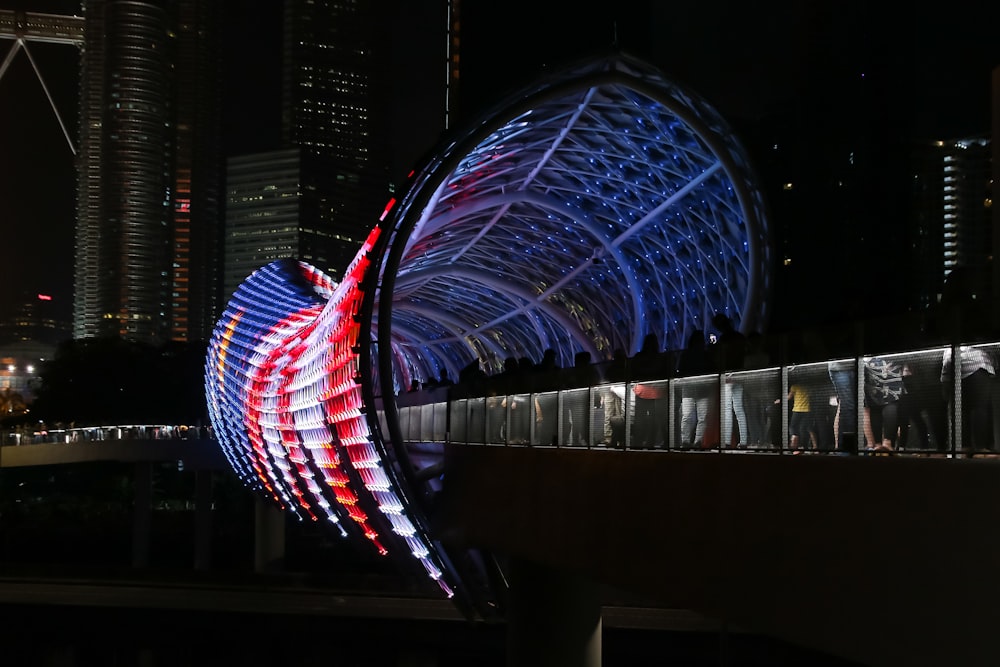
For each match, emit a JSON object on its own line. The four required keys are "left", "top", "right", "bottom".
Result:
{"left": 728, "top": 367, "right": 782, "bottom": 451}
{"left": 505, "top": 394, "right": 533, "bottom": 445}
{"left": 561, "top": 387, "right": 592, "bottom": 447}
{"left": 533, "top": 391, "right": 559, "bottom": 447}
{"left": 449, "top": 399, "right": 469, "bottom": 445}
{"left": 628, "top": 379, "right": 668, "bottom": 450}
{"left": 467, "top": 397, "right": 487, "bottom": 445}
{"left": 670, "top": 375, "right": 719, "bottom": 450}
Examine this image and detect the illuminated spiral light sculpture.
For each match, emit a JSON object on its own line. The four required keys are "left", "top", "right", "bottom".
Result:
{"left": 206, "top": 52, "right": 771, "bottom": 613}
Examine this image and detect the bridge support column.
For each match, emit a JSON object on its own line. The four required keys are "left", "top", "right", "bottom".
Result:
{"left": 506, "top": 557, "right": 602, "bottom": 667}
{"left": 254, "top": 498, "right": 285, "bottom": 573}
{"left": 193, "top": 469, "right": 213, "bottom": 570}
{"left": 131, "top": 461, "right": 152, "bottom": 568}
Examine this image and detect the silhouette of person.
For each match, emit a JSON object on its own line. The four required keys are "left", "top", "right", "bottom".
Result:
{"left": 601, "top": 348, "right": 629, "bottom": 446}
{"left": 742, "top": 332, "right": 773, "bottom": 448}
{"left": 564, "top": 350, "right": 600, "bottom": 446}
{"left": 436, "top": 368, "right": 454, "bottom": 387}
{"left": 533, "top": 348, "right": 561, "bottom": 446}
{"left": 632, "top": 334, "right": 667, "bottom": 448}
{"left": 785, "top": 373, "right": 818, "bottom": 451}
{"left": 828, "top": 358, "right": 858, "bottom": 454}
{"left": 863, "top": 356, "right": 906, "bottom": 452}
{"left": 677, "top": 330, "right": 711, "bottom": 448}
{"left": 942, "top": 345, "right": 997, "bottom": 453}
{"left": 713, "top": 313, "right": 748, "bottom": 448}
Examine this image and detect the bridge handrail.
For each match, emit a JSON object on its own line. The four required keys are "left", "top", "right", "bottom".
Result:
{"left": 0, "top": 424, "right": 215, "bottom": 447}
{"left": 391, "top": 341, "right": 1000, "bottom": 458}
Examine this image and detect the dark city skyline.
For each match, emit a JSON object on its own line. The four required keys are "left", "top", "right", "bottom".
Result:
{"left": 0, "top": 2, "right": 998, "bottom": 332}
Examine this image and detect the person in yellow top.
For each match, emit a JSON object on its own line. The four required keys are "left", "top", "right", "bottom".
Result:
{"left": 783, "top": 382, "right": 817, "bottom": 451}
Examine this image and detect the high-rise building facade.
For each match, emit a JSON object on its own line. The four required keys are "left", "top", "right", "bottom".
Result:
{"left": 73, "top": 0, "right": 222, "bottom": 344}
{"left": 910, "top": 136, "right": 993, "bottom": 308}
{"left": 279, "top": 0, "right": 391, "bottom": 282}
{"left": 224, "top": 149, "right": 347, "bottom": 301}
{"left": 222, "top": 1, "right": 449, "bottom": 291}
{"left": 0, "top": 293, "right": 71, "bottom": 346}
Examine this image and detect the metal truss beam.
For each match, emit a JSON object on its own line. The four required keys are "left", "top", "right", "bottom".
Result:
{"left": 0, "top": 10, "right": 84, "bottom": 46}
{"left": 0, "top": 11, "right": 81, "bottom": 156}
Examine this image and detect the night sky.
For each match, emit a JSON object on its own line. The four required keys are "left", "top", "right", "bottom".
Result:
{"left": 1, "top": 1, "right": 998, "bottom": 326}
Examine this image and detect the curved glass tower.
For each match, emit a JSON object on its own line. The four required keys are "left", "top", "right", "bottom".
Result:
{"left": 74, "top": 0, "right": 221, "bottom": 344}
{"left": 206, "top": 52, "right": 772, "bottom": 615}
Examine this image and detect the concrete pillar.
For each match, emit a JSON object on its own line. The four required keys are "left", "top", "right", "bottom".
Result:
{"left": 131, "top": 461, "right": 152, "bottom": 568}
{"left": 254, "top": 497, "right": 286, "bottom": 573}
{"left": 193, "top": 469, "right": 213, "bottom": 571}
{"left": 506, "top": 558, "right": 602, "bottom": 667}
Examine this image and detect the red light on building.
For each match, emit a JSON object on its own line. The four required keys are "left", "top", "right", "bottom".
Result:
{"left": 37, "top": 294, "right": 52, "bottom": 301}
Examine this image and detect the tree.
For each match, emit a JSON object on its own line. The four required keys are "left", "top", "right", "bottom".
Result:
{"left": 30, "top": 338, "right": 209, "bottom": 425}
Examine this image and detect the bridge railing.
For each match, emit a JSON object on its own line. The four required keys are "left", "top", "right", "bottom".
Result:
{"left": 10, "top": 341, "right": 997, "bottom": 458}
{"left": 394, "top": 342, "right": 1000, "bottom": 457}
{"left": 0, "top": 424, "right": 213, "bottom": 446}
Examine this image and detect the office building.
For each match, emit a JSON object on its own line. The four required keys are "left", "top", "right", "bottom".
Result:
{"left": 277, "top": 0, "right": 392, "bottom": 282}
{"left": 224, "top": 149, "right": 345, "bottom": 301}
{"left": 0, "top": 293, "right": 71, "bottom": 346}
{"left": 910, "top": 136, "right": 993, "bottom": 309}
{"left": 73, "top": 0, "right": 222, "bottom": 344}
{"left": 0, "top": 294, "right": 63, "bottom": 406}
{"left": 222, "top": 1, "right": 449, "bottom": 288}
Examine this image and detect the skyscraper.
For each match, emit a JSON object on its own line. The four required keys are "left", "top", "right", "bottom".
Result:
{"left": 278, "top": 0, "right": 391, "bottom": 282}
{"left": 73, "top": 0, "right": 222, "bottom": 344}
{"left": 222, "top": 1, "right": 449, "bottom": 291}
{"left": 224, "top": 148, "right": 348, "bottom": 301}
{"left": 910, "top": 136, "right": 993, "bottom": 308}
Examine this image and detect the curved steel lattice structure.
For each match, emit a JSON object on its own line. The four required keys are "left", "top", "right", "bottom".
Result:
{"left": 205, "top": 52, "right": 772, "bottom": 612}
